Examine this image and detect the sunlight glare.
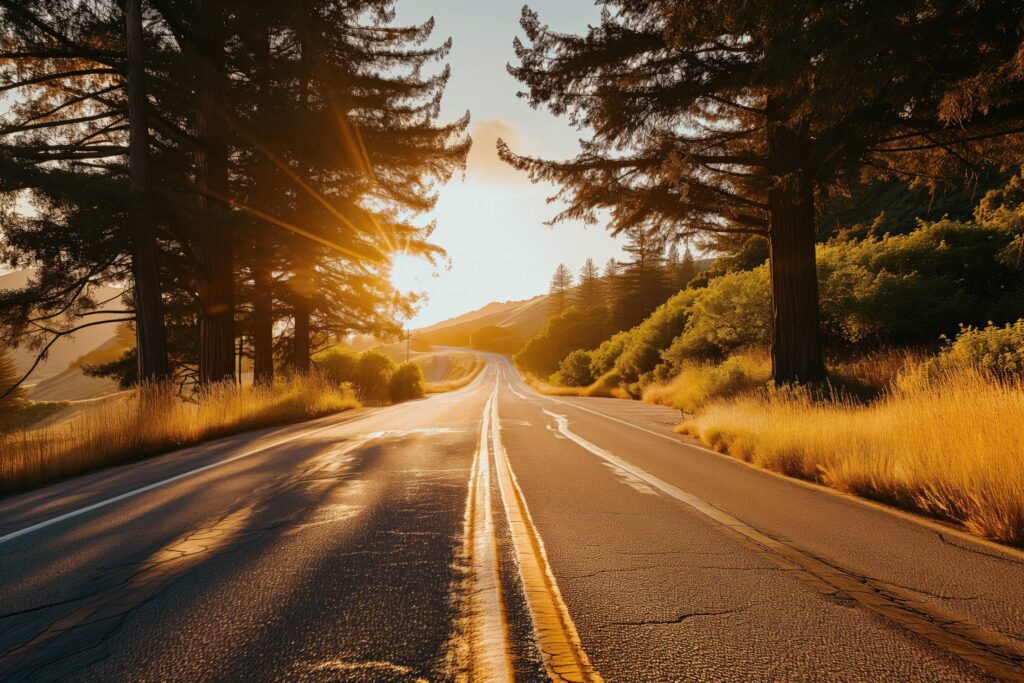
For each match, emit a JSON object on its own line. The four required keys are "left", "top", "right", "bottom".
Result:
{"left": 390, "top": 252, "right": 434, "bottom": 295}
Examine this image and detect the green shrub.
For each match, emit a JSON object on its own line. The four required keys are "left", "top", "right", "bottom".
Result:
{"left": 926, "top": 320, "right": 1024, "bottom": 378}
{"left": 314, "top": 348, "right": 360, "bottom": 385}
{"left": 613, "top": 289, "right": 698, "bottom": 383}
{"left": 355, "top": 350, "right": 395, "bottom": 403}
{"left": 390, "top": 361, "right": 426, "bottom": 402}
{"left": 514, "top": 305, "right": 612, "bottom": 376}
{"left": 661, "top": 267, "right": 771, "bottom": 368}
{"left": 555, "top": 350, "right": 595, "bottom": 387}
{"left": 589, "top": 331, "right": 631, "bottom": 377}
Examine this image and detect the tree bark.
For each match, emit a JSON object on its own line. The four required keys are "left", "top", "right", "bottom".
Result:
{"left": 289, "top": 11, "right": 314, "bottom": 376}
{"left": 125, "top": 0, "right": 169, "bottom": 383}
{"left": 766, "top": 112, "right": 827, "bottom": 385}
{"left": 194, "top": 0, "right": 234, "bottom": 384}
{"left": 251, "top": 9, "right": 275, "bottom": 386}
{"left": 291, "top": 292, "right": 311, "bottom": 373}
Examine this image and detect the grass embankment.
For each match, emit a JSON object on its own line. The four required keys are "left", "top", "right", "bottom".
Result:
{"left": 423, "top": 352, "right": 485, "bottom": 394}
{"left": 657, "top": 357, "right": 1024, "bottom": 546}
{"left": 522, "top": 369, "right": 629, "bottom": 398}
{"left": 0, "top": 373, "right": 358, "bottom": 494}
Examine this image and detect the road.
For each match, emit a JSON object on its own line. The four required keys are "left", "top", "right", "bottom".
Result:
{"left": 2, "top": 354, "right": 1024, "bottom": 681}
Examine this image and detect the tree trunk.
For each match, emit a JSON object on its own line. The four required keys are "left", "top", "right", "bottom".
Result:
{"left": 251, "top": 10, "right": 275, "bottom": 386}
{"left": 195, "top": 0, "right": 234, "bottom": 384}
{"left": 125, "top": 0, "right": 169, "bottom": 383}
{"left": 252, "top": 266, "right": 274, "bottom": 383}
{"left": 291, "top": 293, "right": 311, "bottom": 373}
{"left": 766, "top": 112, "right": 826, "bottom": 385}
{"left": 289, "top": 14, "right": 314, "bottom": 376}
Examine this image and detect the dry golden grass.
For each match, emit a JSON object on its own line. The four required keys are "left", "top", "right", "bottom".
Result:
{"left": 424, "top": 352, "right": 485, "bottom": 394}
{"left": 0, "top": 373, "right": 358, "bottom": 494}
{"left": 643, "top": 350, "right": 771, "bottom": 413}
{"left": 522, "top": 371, "right": 627, "bottom": 398}
{"left": 680, "top": 368, "right": 1024, "bottom": 546}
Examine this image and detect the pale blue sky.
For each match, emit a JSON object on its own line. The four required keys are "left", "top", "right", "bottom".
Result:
{"left": 389, "top": 1, "right": 628, "bottom": 327}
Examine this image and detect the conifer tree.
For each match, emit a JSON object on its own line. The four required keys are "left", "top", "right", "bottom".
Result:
{"left": 0, "top": 345, "right": 25, "bottom": 410}
{"left": 549, "top": 263, "right": 574, "bottom": 314}
{"left": 575, "top": 257, "right": 602, "bottom": 308}
{"left": 611, "top": 228, "right": 668, "bottom": 331}
{"left": 502, "top": 1, "right": 1024, "bottom": 384}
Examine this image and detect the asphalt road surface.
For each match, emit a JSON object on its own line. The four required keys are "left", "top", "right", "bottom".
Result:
{"left": 2, "top": 354, "right": 1024, "bottom": 682}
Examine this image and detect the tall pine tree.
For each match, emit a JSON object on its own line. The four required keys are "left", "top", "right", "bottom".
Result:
{"left": 502, "top": 1, "right": 1024, "bottom": 384}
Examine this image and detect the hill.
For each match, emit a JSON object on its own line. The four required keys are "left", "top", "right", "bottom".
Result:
{"left": 0, "top": 270, "right": 125, "bottom": 391}
{"left": 414, "top": 295, "right": 550, "bottom": 350}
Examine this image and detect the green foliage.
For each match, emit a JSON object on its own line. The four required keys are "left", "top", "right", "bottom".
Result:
{"left": 470, "top": 325, "right": 519, "bottom": 353}
{"left": 315, "top": 348, "right": 400, "bottom": 403}
{"left": 355, "top": 350, "right": 396, "bottom": 403}
{"left": 589, "top": 331, "right": 631, "bottom": 377}
{"left": 817, "top": 219, "right": 1023, "bottom": 345}
{"left": 926, "top": 321, "right": 1024, "bottom": 378}
{"left": 662, "top": 267, "right": 772, "bottom": 367}
{"left": 314, "top": 348, "right": 360, "bottom": 385}
{"left": 584, "top": 211, "right": 1024, "bottom": 387}
{"left": 389, "top": 362, "right": 426, "bottom": 402}
{"left": 514, "top": 305, "right": 612, "bottom": 376}
{"left": 555, "top": 350, "right": 595, "bottom": 387}
{"left": 613, "top": 289, "right": 699, "bottom": 384}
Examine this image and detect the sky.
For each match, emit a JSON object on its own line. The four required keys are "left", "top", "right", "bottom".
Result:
{"left": 388, "top": 0, "right": 627, "bottom": 328}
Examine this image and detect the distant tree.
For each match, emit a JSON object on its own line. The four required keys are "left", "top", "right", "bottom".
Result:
{"left": 549, "top": 263, "right": 574, "bottom": 314}
{"left": 575, "top": 257, "right": 602, "bottom": 308}
{"left": 677, "top": 247, "right": 698, "bottom": 291}
{"left": 611, "top": 228, "right": 669, "bottom": 331}
{"left": 0, "top": 346, "right": 25, "bottom": 410}
{"left": 515, "top": 305, "right": 610, "bottom": 377}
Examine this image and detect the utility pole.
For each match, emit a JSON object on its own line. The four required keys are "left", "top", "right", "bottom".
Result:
{"left": 405, "top": 327, "right": 411, "bottom": 363}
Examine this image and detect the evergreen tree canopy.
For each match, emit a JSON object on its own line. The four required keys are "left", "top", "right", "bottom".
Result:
{"left": 501, "top": 0, "right": 1024, "bottom": 384}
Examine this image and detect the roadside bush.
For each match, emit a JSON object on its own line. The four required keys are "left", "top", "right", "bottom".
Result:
{"left": 355, "top": 350, "right": 395, "bottom": 403}
{"left": 924, "top": 320, "right": 1024, "bottom": 379}
{"left": 555, "top": 350, "right": 595, "bottom": 387}
{"left": 588, "top": 331, "right": 630, "bottom": 377}
{"left": 315, "top": 348, "right": 360, "bottom": 385}
{"left": 613, "top": 289, "right": 698, "bottom": 383}
{"left": 661, "top": 267, "right": 771, "bottom": 370}
{"left": 643, "top": 351, "right": 770, "bottom": 413}
{"left": 390, "top": 361, "right": 426, "bottom": 402}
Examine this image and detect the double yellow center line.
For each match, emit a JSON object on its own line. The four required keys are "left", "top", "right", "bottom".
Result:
{"left": 463, "top": 382, "right": 602, "bottom": 682}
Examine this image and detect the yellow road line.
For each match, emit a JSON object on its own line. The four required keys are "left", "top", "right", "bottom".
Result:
{"left": 490, "top": 389, "right": 603, "bottom": 683}
{"left": 460, "top": 386, "right": 514, "bottom": 682}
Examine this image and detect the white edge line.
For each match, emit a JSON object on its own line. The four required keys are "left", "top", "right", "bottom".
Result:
{"left": 0, "top": 414, "right": 376, "bottom": 546}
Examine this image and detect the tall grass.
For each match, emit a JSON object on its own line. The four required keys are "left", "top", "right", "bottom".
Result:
{"left": 0, "top": 373, "right": 358, "bottom": 494}
{"left": 680, "top": 368, "right": 1024, "bottom": 546}
{"left": 643, "top": 351, "right": 770, "bottom": 413}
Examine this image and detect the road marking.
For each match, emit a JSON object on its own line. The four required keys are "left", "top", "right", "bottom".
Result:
{"left": 459, "top": 385, "right": 515, "bottom": 682}
{"left": 543, "top": 409, "right": 1024, "bottom": 682}
{"left": 0, "top": 411, "right": 389, "bottom": 546}
{"left": 493, "top": 393, "right": 603, "bottom": 682}
{"left": 495, "top": 356, "right": 1024, "bottom": 565}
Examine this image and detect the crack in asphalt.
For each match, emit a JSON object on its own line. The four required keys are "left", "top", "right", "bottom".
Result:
{"left": 935, "top": 531, "right": 1024, "bottom": 567}
{"left": 604, "top": 607, "right": 748, "bottom": 627}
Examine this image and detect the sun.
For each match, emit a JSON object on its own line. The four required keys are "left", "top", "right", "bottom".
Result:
{"left": 389, "top": 252, "right": 434, "bottom": 295}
